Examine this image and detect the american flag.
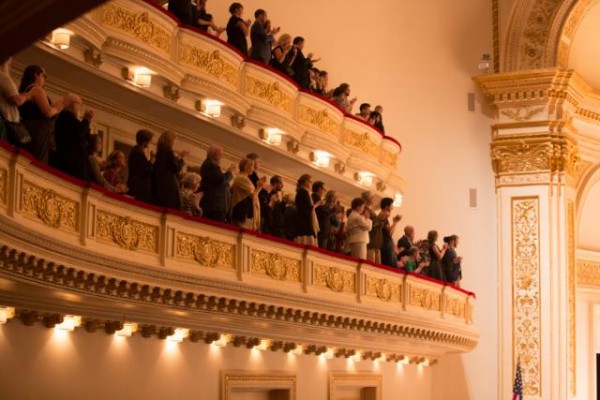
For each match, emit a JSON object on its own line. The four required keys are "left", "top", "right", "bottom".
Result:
{"left": 512, "top": 359, "right": 523, "bottom": 400}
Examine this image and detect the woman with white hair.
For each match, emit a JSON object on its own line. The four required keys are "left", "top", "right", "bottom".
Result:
{"left": 230, "top": 157, "right": 265, "bottom": 229}
{"left": 0, "top": 58, "right": 31, "bottom": 143}
{"left": 179, "top": 172, "right": 203, "bottom": 217}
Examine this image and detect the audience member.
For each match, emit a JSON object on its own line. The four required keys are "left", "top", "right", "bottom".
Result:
{"left": 152, "top": 131, "right": 187, "bottom": 209}
{"left": 0, "top": 58, "right": 30, "bottom": 143}
{"left": 316, "top": 190, "right": 338, "bottom": 251}
{"left": 271, "top": 34, "right": 293, "bottom": 74}
{"left": 332, "top": 83, "right": 356, "bottom": 114}
{"left": 443, "top": 235, "right": 462, "bottom": 286}
{"left": 404, "top": 247, "right": 428, "bottom": 274}
{"left": 313, "top": 70, "right": 329, "bottom": 97}
{"left": 346, "top": 197, "right": 373, "bottom": 259}
{"left": 127, "top": 129, "right": 155, "bottom": 203}
{"left": 333, "top": 203, "right": 346, "bottom": 253}
{"left": 194, "top": 0, "right": 225, "bottom": 35}
{"left": 397, "top": 225, "right": 415, "bottom": 259}
{"left": 231, "top": 157, "right": 264, "bottom": 229}
{"left": 368, "top": 110, "right": 382, "bottom": 128}
{"left": 311, "top": 180, "right": 326, "bottom": 203}
{"left": 54, "top": 94, "right": 93, "bottom": 181}
{"left": 250, "top": 9, "right": 279, "bottom": 65}
{"left": 294, "top": 174, "right": 320, "bottom": 245}
{"left": 289, "top": 37, "right": 317, "bottom": 89}
{"left": 168, "top": 0, "right": 194, "bottom": 25}
{"left": 103, "top": 150, "right": 127, "bottom": 188}
{"left": 263, "top": 175, "right": 284, "bottom": 236}
{"left": 179, "top": 172, "right": 203, "bottom": 216}
{"left": 226, "top": 2, "right": 251, "bottom": 56}
{"left": 19, "top": 65, "right": 69, "bottom": 163}
{"left": 87, "top": 135, "right": 127, "bottom": 193}
{"left": 379, "top": 197, "right": 402, "bottom": 268}
{"left": 355, "top": 103, "right": 371, "bottom": 121}
{"left": 200, "top": 144, "right": 236, "bottom": 222}
{"left": 427, "top": 230, "right": 447, "bottom": 281}
{"left": 374, "top": 105, "right": 385, "bottom": 132}
{"left": 362, "top": 191, "right": 382, "bottom": 263}
{"left": 282, "top": 193, "right": 297, "bottom": 241}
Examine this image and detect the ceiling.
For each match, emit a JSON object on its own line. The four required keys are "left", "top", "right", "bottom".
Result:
{"left": 568, "top": 2, "right": 600, "bottom": 90}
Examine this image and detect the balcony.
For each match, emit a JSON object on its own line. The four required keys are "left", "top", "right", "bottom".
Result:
{"left": 0, "top": 142, "right": 477, "bottom": 359}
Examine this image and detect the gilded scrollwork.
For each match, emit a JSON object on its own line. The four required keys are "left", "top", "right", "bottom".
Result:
{"left": 314, "top": 265, "right": 355, "bottom": 293}
{"left": 100, "top": 4, "right": 171, "bottom": 54}
{"left": 343, "top": 130, "right": 378, "bottom": 157}
{"left": 176, "top": 232, "right": 235, "bottom": 269}
{"left": 244, "top": 76, "right": 293, "bottom": 113}
{"left": 250, "top": 250, "right": 300, "bottom": 282}
{"left": 96, "top": 211, "right": 157, "bottom": 253}
{"left": 298, "top": 105, "right": 339, "bottom": 137}
{"left": 0, "top": 167, "right": 6, "bottom": 205}
{"left": 500, "top": 106, "right": 545, "bottom": 122}
{"left": 518, "top": 0, "right": 564, "bottom": 70}
{"left": 21, "top": 181, "right": 78, "bottom": 231}
{"left": 409, "top": 287, "right": 441, "bottom": 311}
{"left": 366, "top": 277, "right": 400, "bottom": 302}
{"left": 381, "top": 149, "right": 398, "bottom": 168}
{"left": 577, "top": 260, "right": 600, "bottom": 286}
{"left": 445, "top": 297, "right": 466, "bottom": 319}
{"left": 512, "top": 197, "right": 541, "bottom": 396}
{"left": 178, "top": 44, "right": 238, "bottom": 86}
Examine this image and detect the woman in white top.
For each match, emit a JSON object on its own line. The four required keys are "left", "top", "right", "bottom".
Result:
{"left": 0, "top": 58, "right": 30, "bottom": 141}
{"left": 345, "top": 197, "right": 373, "bottom": 259}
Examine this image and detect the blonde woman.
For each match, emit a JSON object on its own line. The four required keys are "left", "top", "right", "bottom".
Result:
{"left": 345, "top": 197, "right": 373, "bottom": 259}
{"left": 230, "top": 157, "right": 265, "bottom": 229}
{"left": 152, "top": 131, "right": 188, "bottom": 209}
{"left": 271, "top": 33, "right": 292, "bottom": 73}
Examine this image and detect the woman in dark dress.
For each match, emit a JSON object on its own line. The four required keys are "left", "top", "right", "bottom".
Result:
{"left": 18, "top": 65, "right": 68, "bottom": 163}
{"left": 127, "top": 129, "right": 154, "bottom": 203}
{"left": 271, "top": 34, "right": 292, "bottom": 73}
{"left": 194, "top": 0, "right": 225, "bottom": 35}
{"left": 152, "top": 131, "right": 188, "bottom": 209}
{"left": 427, "top": 230, "right": 447, "bottom": 281}
{"left": 226, "top": 2, "right": 250, "bottom": 56}
{"left": 294, "top": 174, "right": 321, "bottom": 246}
{"left": 442, "top": 235, "right": 463, "bottom": 286}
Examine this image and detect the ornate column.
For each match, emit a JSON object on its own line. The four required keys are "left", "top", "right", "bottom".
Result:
{"left": 475, "top": 70, "right": 581, "bottom": 400}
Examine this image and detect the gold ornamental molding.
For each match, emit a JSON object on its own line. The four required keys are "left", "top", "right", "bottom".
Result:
{"left": 557, "top": 0, "right": 598, "bottom": 68}
{"left": 446, "top": 296, "right": 467, "bottom": 320}
{"left": 365, "top": 277, "right": 401, "bottom": 303}
{"left": 298, "top": 106, "right": 340, "bottom": 138}
{"left": 244, "top": 76, "right": 294, "bottom": 114}
{"left": 577, "top": 259, "right": 600, "bottom": 286}
{"left": 21, "top": 182, "right": 79, "bottom": 232}
{"left": 380, "top": 149, "right": 398, "bottom": 168}
{"left": 99, "top": 3, "right": 171, "bottom": 54}
{"left": 96, "top": 210, "right": 158, "bottom": 253}
{"left": 222, "top": 372, "right": 297, "bottom": 400}
{"left": 408, "top": 287, "right": 441, "bottom": 312}
{"left": 178, "top": 44, "right": 238, "bottom": 87}
{"left": 314, "top": 265, "right": 356, "bottom": 294}
{"left": 0, "top": 167, "right": 7, "bottom": 206}
{"left": 250, "top": 250, "right": 301, "bottom": 282}
{"left": 511, "top": 197, "right": 541, "bottom": 396}
{"left": 176, "top": 232, "right": 235, "bottom": 269}
{"left": 343, "top": 130, "right": 379, "bottom": 158}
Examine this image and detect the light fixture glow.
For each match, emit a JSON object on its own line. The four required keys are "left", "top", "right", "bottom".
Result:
{"left": 50, "top": 28, "right": 73, "bottom": 50}
{"left": 355, "top": 172, "right": 375, "bottom": 187}
{"left": 393, "top": 193, "right": 404, "bottom": 207}
{"left": 115, "top": 322, "right": 138, "bottom": 337}
{"left": 396, "top": 355, "right": 409, "bottom": 365}
{"left": 259, "top": 128, "right": 284, "bottom": 146}
{"left": 212, "top": 334, "right": 231, "bottom": 347}
{"left": 349, "top": 351, "right": 361, "bottom": 362}
{"left": 254, "top": 339, "right": 270, "bottom": 351}
{"left": 321, "top": 348, "right": 335, "bottom": 359}
{"left": 133, "top": 68, "right": 152, "bottom": 88}
{"left": 0, "top": 306, "right": 15, "bottom": 324}
{"left": 310, "top": 151, "right": 331, "bottom": 168}
{"left": 478, "top": 54, "right": 492, "bottom": 73}
{"left": 56, "top": 315, "right": 82, "bottom": 331}
{"left": 291, "top": 344, "right": 304, "bottom": 355}
{"left": 168, "top": 328, "right": 189, "bottom": 343}
{"left": 197, "top": 100, "right": 224, "bottom": 118}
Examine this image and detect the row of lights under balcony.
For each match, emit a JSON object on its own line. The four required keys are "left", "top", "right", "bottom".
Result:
{"left": 0, "top": 307, "right": 434, "bottom": 366}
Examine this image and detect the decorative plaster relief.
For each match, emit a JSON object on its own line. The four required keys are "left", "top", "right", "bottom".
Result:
{"left": 343, "top": 130, "right": 378, "bottom": 157}
{"left": 176, "top": 232, "right": 235, "bottom": 269}
{"left": 365, "top": 277, "right": 401, "bottom": 302}
{"left": 519, "top": 0, "right": 564, "bottom": 70}
{"left": 500, "top": 106, "right": 545, "bottom": 121}
{"left": 511, "top": 197, "right": 541, "bottom": 396}
{"left": 446, "top": 297, "right": 467, "bottom": 320}
{"left": 250, "top": 250, "right": 301, "bottom": 282}
{"left": 380, "top": 149, "right": 398, "bottom": 168}
{"left": 222, "top": 372, "right": 296, "bottom": 400}
{"left": 408, "top": 286, "right": 441, "bottom": 311}
{"left": 577, "top": 259, "right": 600, "bottom": 285}
{"left": 21, "top": 182, "right": 79, "bottom": 232}
{"left": 298, "top": 106, "right": 339, "bottom": 137}
{"left": 100, "top": 4, "right": 171, "bottom": 54}
{"left": 0, "top": 167, "right": 6, "bottom": 206}
{"left": 96, "top": 211, "right": 157, "bottom": 253}
{"left": 178, "top": 44, "right": 238, "bottom": 87}
{"left": 244, "top": 76, "right": 293, "bottom": 113}
{"left": 314, "top": 265, "right": 355, "bottom": 293}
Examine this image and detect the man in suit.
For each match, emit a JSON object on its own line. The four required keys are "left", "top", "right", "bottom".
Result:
{"left": 200, "top": 145, "right": 236, "bottom": 222}
{"left": 397, "top": 225, "right": 416, "bottom": 259}
{"left": 250, "top": 9, "right": 279, "bottom": 65}
{"left": 289, "top": 37, "right": 317, "bottom": 89}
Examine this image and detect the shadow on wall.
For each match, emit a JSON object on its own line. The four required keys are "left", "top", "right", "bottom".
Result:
{"left": 431, "top": 354, "right": 470, "bottom": 400}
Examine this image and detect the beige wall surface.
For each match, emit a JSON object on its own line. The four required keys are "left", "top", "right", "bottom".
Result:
{"left": 211, "top": 1, "right": 497, "bottom": 399}
{"left": 0, "top": 322, "right": 433, "bottom": 399}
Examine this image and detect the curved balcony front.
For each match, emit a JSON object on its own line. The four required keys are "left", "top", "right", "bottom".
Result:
{"left": 0, "top": 143, "right": 477, "bottom": 359}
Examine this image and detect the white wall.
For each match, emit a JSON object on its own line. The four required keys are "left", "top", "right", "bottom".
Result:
{"left": 211, "top": 1, "right": 498, "bottom": 399}
{"left": 0, "top": 321, "right": 432, "bottom": 399}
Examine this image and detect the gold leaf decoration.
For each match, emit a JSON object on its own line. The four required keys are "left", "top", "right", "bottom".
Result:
{"left": 409, "top": 287, "right": 441, "bottom": 311}
{"left": 381, "top": 149, "right": 397, "bottom": 167}
{"left": 512, "top": 197, "right": 541, "bottom": 396}
{"left": 100, "top": 4, "right": 171, "bottom": 54}
{"left": 577, "top": 259, "right": 600, "bottom": 286}
{"left": 343, "top": 130, "right": 378, "bottom": 157}
{"left": 366, "top": 277, "right": 401, "bottom": 302}
{"left": 176, "top": 232, "right": 235, "bottom": 269}
{"left": 298, "top": 105, "right": 339, "bottom": 137}
{"left": 21, "top": 182, "right": 78, "bottom": 231}
{"left": 500, "top": 106, "right": 544, "bottom": 121}
{"left": 178, "top": 44, "right": 238, "bottom": 86}
{"left": 244, "top": 76, "right": 293, "bottom": 113}
{"left": 314, "top": 265, "right": 355, "bottom": 293}
{"left": 250, "top": 250, "right": 301, "bottom": 282}
{"left": 96, "top": 210, "right": 157, "bottom": 253}
{"left": 445, "top": 297, "right": 466, "bottom": 319}
{"left": 0, "top": 167, "right": 6, "bottom": 205}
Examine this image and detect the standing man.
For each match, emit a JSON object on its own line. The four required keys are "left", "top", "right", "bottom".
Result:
{"left": 362, "top": 191, "right": 383, "bottom": 263}
{"left": 200, "top": 145, "right": 236, "bottom": 222}
{"left": 289, "top": 37, "right": 318, "bottom": 89}
{"left": 397, "top": 225, "right": 415, "bottom": 259}
{"left": 250, "top": 9, "right": 280, "bottom": 65}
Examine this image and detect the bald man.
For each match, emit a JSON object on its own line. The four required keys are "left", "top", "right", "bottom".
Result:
{"left": 397, "top": 225, "right": 415, "bottom": 259}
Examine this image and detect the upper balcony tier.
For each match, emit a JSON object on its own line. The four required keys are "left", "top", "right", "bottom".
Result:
{"left": 32, "top": 0, "right": 404, "bottom": 197}
{"left": 0, "top": 143, "right": 477, "bottom": 360}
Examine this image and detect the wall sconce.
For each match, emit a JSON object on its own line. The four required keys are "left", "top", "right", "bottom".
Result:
{"left": 254, "top": 339, "right": 270, "bottom": 351}
{"left": 123, "top": 67, "right": 153, "bottom": 88}
{"left": 196, "top": 99, "right": 223, "bottom": 118}
{"left": 393, "top": 193, "right": 404, "bottom": 207}
{"left": 167, "top": 328, "right": 189, "bottom": 343}
{"left": 259, "top": 128, "right": 284, "bottom": 146}
{"left": 354, "top": 172, "right": 375, "bottom": 187}
{"left": 478, "top": 53, "right": 492, "bottom": 73}
{"left": 50, "top": 28, "right": 74, "bottom": 50}
{"left": 349, "top": 351, "right": 361, "bottom": 362}
{"left": 56, "top": 315, "right": 82, "bottom": 331}
{"left": 310, "top": 151, "right": 331, "bottom": 168}
{"left": 334, "top": 162, "right": 346, "bottom": 174}
{"left": 212, "top": 334, "right": 231, "bottom": 347}
{"left": 0, "top": 306, "right": 15, "bottom": 324}
{"left": 116, "top": 322, "right": 138, "bottom": 337}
